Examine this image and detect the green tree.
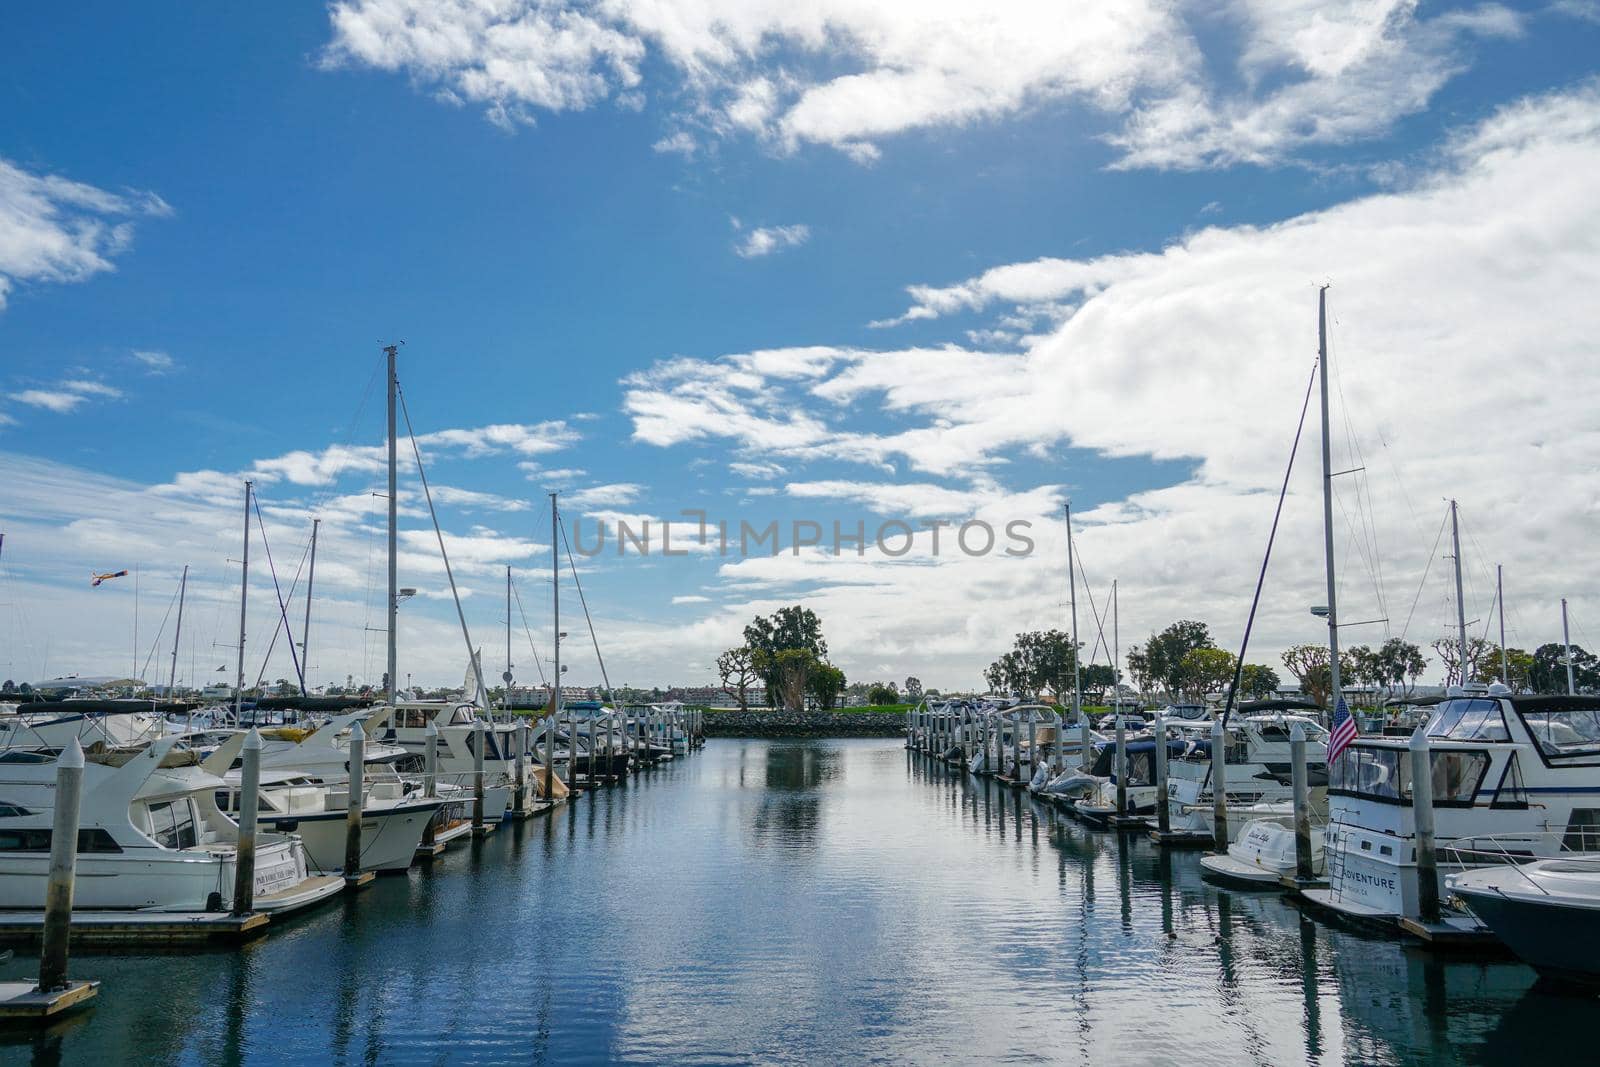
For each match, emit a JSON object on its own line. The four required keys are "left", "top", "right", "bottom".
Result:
{"left": 1240, "top": 663, "right": 1280, "bottom": 699}
{"left": 1080, "top": 663, "right": 1116, "bottom": 703}
{"left": 867, "top": 681, "right": 900, "bottom": 706}
{"left": 1373, "top": 638, "right": 1427, "bottom": 702}
{"left": 904, "top": 676, "right": 923, "bottom": 702}
{"left": 1432, "top": 635, "right": 1497, "bottom": 687}
{"left": 1124, "top": 645, "right": 1154, "bottom": 697}
{"left": 1474, "top": 647, "right": 1534, "bottom": 690}
{"left": 745, "top": 605, "right": 831, "bottom": 709}
{"left": 0, "top": 679, "right": 13, "bottom": 694}
{"left": 1282, "top": 644, "right": 1333, "bottom": 708}
{"left": 1530, "top": 643, "right": 1600, "bottom": 693}
{"left": 717, "top": 646, "right": 757, "bottom": 710}
{"left": 770, "top": 648, "right": 821, "bottom": 711}
{"left": 1178, "top": 647, "right": 1236, "bottom": 700}
{"left": 985, "top": 630, "right": 1079, "bottom": 701}
{"left": 1138, "top": 621, "right": 1216, "bottom": 700}
{"left": 809, "top": 664, "right": 846, "bottom": 709}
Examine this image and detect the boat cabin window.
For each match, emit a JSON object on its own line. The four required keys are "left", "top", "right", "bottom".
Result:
{"left": 1490, "top": 753, "right": 1528, "bottom": 809}
{"left": 1329, "top": 746, "right": 1489, "bottom": 805}
{"left": 449, "top": 707, "right": 477, "bottom": 725}
{"left": 1519, "top": 707, "right": 1600, "bottom": 758}
{"left": 1563, "top": 809, "right": 1600, "bottom": 851}
{"left": 464, "top": 731, "right": 504, "bottom": 760}
{"left": 1426, "top": 699, "right": 1510, "bottom": 742}
{"left": 0, "top": 828, "right": 122, "bottom": 853}
{"left": 1331, "top": 747, "right": 1403, "bottom": 799}
{"left": 148, "top": 799, "right": 198, "bottom": 850}
{"left": 1429, "top": 751, "right": 1490, "bottom": 805}
{"left": 0, "top": 802, "right": 33, "bottom": 817}
{"left": 395, "top": 707, "right": 433, "bottom": 729}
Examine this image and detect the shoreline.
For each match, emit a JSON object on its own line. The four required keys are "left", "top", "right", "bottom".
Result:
{"left": 700, "top": 709, "right": 908, "bottom": 738}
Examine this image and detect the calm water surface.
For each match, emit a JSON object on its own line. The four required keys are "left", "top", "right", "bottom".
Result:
{"left": 1, "top": 738, "right": 1593, "bottom": 1065}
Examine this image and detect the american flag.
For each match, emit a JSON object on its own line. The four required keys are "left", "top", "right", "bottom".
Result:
{"left": 1328, "top": 695, "right": 1358, "bottom": 766}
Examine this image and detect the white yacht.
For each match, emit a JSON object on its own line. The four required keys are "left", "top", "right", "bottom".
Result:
{"left": 1163, "top": 709, "right": 1330, "bottom": 836}
{"left": 1303, "top": 688, "right": 1600, "bottom": 924}
{"left": 0, "top": 736, "right": 342, "bottom": 912}
{"left": 213, "top": 767, "right": 443, "bottom": 874}
{"left": 374, "top": 701, "right": 556, "bottom": 814}
{"left": 0, "top": 700, "right": 172, "bottom": 751}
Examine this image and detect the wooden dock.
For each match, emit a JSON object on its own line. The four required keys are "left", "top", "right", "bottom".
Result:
{"left": 0, "top": 980, "right": 99, "bottom": 1022}
{"left": 0, "top": 910, "right": 270, "bottom": 947}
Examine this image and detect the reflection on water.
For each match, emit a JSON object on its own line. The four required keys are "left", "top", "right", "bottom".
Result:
{"left": 0, "top": 739, "right": 1589, "bottom": 1065}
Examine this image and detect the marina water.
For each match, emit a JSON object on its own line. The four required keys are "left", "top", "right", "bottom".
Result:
{"left": 2, "top": 738, "right": 1591, "bottom": 1065}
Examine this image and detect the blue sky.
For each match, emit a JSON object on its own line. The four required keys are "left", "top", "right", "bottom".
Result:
{"left": 2, "top": 2, "right": 1599, "bottom": 692}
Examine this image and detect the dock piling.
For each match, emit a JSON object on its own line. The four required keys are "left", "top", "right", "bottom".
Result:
{"left": 420, "top": 721, "right": 439, "bottom": 849}
{"left": 1291, "top": 724, "right": 1313, "bottom": 882}
{"left": 232, "top": 728, "right": 262, "bottom": 916}
{"left": 1409, "top": 728, "right": 1441, "bottom": 922}
{"left": 1154, "top": 713, "right": 1169, "bottom": 836}
{"left": 345, "top": 720, "right": 366, "bottom": 882}
{"left": 472, "top": 718, "right": 487, "bottom": 834}
{"left": 39, "top": 737, "right": 85, "bottom": 993}
{"left": 514, "top": 717, "right": 528, "bottom": 814}
{"left": 1114, "top": 715, "right": 1127, "bottom": 817}
{"left": 1210, "top": 720, "right": 1229, "bottom": 850}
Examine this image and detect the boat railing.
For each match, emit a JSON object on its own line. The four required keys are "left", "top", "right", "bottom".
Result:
{"left": 1439, "top": 828, "right": 1600, "bottom": 889}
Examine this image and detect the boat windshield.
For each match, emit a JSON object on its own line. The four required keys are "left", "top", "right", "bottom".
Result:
{"left": 1425, "top": 699, "right": 1510, "bottom": 742}
{"left": 1519, "top": 707, "right": 1600, "bottom": 758}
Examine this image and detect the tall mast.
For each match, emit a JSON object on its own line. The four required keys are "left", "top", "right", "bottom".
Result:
{"left": 168, "top": 564, "right": 188, "bottom": 696}
{"left": 236, "top": 481, "right": 252, "bottom": 720}
{"left": 1497, "top": 564, "right": 1507, "bottom": 685}
{"left": 552, "top": 495, "right": 562, "bottom": 720}
{"left": 302, "top": 518, "right": 319, "bottom": 697}
{"left": 1450, "top": 500, "right": 1468, "bottom": 685}
{"left": 505, "top": 565, "right": 513, "bottom": 718}
{"left": 1066, "top": 502, "right": 1082, "bottom": 718}
{"left": 1112, "top": 578, "right": 1119, "bottom": 705}
{"left": 1563, "top": 598, "right": 1576, "bottom": 695}
{"left": 1318, "top": 287, "right": 1344, "bottom": 713}
{"left": 385, "top": 344, "right": 399, "bottom": 705}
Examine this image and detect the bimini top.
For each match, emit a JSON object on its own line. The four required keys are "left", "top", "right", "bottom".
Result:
{"left": 254, "top": 696, "right": 376, "bottom": 712}
{"left": 2, "top": 698, "right": 199, "bottom": 717}
{"left": 1508, "top": 695, "right": 1600, "bottom": 714}
{"left": 1234, "top": 699, "right": 1322, "bottom": 714}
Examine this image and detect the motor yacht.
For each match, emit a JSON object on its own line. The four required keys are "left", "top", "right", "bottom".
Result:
{"left": 0, "top": 735, "right": 341, "bottom": 912}
{"left": 1302, "top": 688, "right": 1600, "bottom": 924}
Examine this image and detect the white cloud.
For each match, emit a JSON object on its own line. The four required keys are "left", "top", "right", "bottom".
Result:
{"left": 10, "top": 378, "right": 124, "bottom": 415}
{"left": 58, "top": 379, "right": 122, "bottom": 399}
{"left": 13, "top": 390, "right": 90, "bottom": 414}
{"left": 618, "top": 82, "right": 1600, "bottom": 686}
{"left": 734, "top": 223, "right": 810, "bottom": 259}
{"left": 672, "top": 594, "right": 711, "bottom": 604}
{"left": 428, "top": 485, "right": 532, "bottom": 511}
{"left": 729, "top": 461, "right": 784, "bottom": 480}
{"left": 652, "top": 130, "right": 697, "bottom": 156}
{"left": 320, "top": 0, "right": 1521, "bottom": 169}
{"left": 563, "top": 482, "right": 643, "bottom": 510}
{"left": 132, "top": 350, "right": 175, "bottom": 374}
{"left": 0, "top": 157, "right": 167, "bottom": 309}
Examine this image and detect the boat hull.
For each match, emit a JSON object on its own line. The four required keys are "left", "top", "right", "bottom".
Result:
{"left": 260, "top": 799, "right": 441, "bottom": 873}
{"left": 1451, "top": 887, "right": 1600, "bottom": 983}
